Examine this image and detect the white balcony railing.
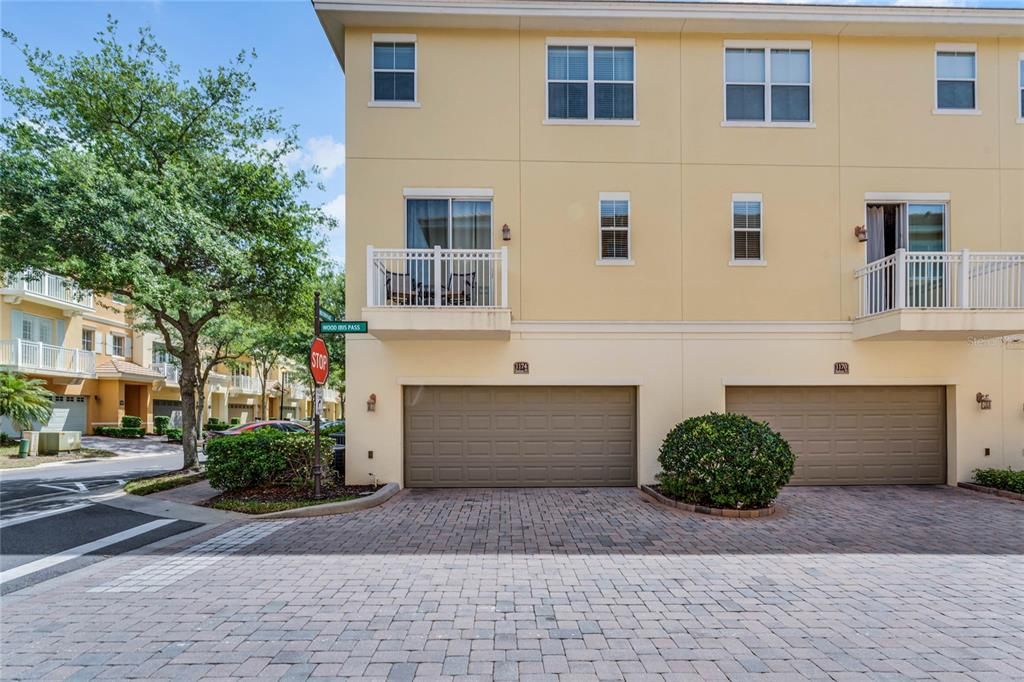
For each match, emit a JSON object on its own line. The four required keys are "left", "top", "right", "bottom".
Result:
{"left": 0, "top": 339, "right": 96, "bottom": 376}
{"left": 2, "top": 272, "right": 94, "bottom": 310}
{"left": 289, "top": 382, "right": 310, "bottom": 400}
{"left": 230, "top": 375, "right": 258, "bottom": 393}
{"left": 367, "top": 246, "right": 508, "bottom": 308}
{"left": 856, "top": 249, "right": 1024, "bottom": 317}
{"left": 153, "top": 362, "right": 181, "bottom": 384}
{"left": 323, "top": 387, "right": 339, "bottom": 402}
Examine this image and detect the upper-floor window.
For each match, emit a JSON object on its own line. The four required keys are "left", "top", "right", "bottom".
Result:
{"left": 372, "top": 36, "right": 416, "bottom": 104}
{"left": 111, "top": 334, "right": 126, "bottom": 357}
{"left": 18, "top": 313, "right": 52, "bottom": 344}
{"left": 1018, "top": 54, "right": 1023, "bottom": 120}
{"left": 547, "top": 39, "right": 635, "bottom": 123}
{"left": 724, "top": 43, "right": 811, "bottom": 125}
{"left": 935, "top": 45, "right": 976, "bottom": 112}
{"left": 598, "top": 193, "right": 631, "bottom": 263}
{"left": 731, "top": 194, "right": 764, "bottom": 264}
{"left": 81, "top": 328, "right": 95, "bottom": 352}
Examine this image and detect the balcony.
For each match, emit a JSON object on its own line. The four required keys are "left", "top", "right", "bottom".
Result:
{"left": 229, "top": 375, "right": 259, "bottom": 394}
{"left": 364, "top": 246, "right": 511, "bottom": 339}
{"left": 0, "top": 339, "right": 96, "bottom": 378}
{"left": 289, "top": 382, "right": 310, "bottom": 400}
{"left": 323, "top": 387, "right": 339, "bottom": 402}
{"left": 153, "top": 362, "right": 181, "bottom": 385}
{"left": 1, "top": 273, "right": 94, "bottom": 314}
{"left": 854, "top": 249, "right": 1024, "bottom": 340}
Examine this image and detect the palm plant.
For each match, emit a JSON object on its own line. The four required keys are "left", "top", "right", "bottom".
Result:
{"left": 0, "top": 372, "right": 54, "bottom": 434}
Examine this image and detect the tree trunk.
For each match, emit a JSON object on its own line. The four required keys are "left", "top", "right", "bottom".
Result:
{"left": 178, "top": 342, "right": 201, "bottom": 470}
{"left": 195, "top": 383, "right": 206, "bottom": 438}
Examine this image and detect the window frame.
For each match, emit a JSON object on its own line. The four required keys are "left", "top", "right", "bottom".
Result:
{"left": 933, "top": 43, "right": 980, "bottom": 115}
{"left": 81, "top": 327, "right": 95, "bottom": 352}
{"left": 111, "top": 333, "right": 126, "bottom": 358}
{"left": 369, "top": 33, "right": 419, "bottom": 108}
{"left": 403, "top": 187, "right": 495, "bottom": 250}
{"left": 722, "top": 40, "right": 813, "bottom": 128}
{"left": 597, "top": 192, "right": 633, "bottom": 265}
{"left": 730, "top": 193, "right": 766, "bottom": 266}
{"left": 544, "top": 37, "right": 638, "bottom": 126}
{"left": 1018, "top": 53, "right": 1024, "bottom": 123}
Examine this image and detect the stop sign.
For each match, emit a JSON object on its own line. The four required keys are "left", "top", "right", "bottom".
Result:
{"left": 308, "top": 337, "right": 329, "bottom": 385}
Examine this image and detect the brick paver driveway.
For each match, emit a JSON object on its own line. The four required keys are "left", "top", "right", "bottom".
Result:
{"left": 2, "top": 486, "right": 1023, "bottom": 680}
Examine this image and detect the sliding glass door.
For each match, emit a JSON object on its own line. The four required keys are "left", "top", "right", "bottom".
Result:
{"left": 405, "top": 198, "right": 493, "bottom": 304}
{"left": 906, "top": 204, "right": 948, "bottom": 307}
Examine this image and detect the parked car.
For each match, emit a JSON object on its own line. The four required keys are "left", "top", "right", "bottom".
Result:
{"left": 207, "top": 420, "right": 310, "bottom": 438}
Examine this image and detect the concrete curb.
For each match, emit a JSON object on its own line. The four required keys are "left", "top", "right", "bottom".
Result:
{"left": 958, "top": 482, "right": 1024, "bottom": 502}
{"left": 640, "top": 484, "right": 777, "bottom": 518}
{"left": 255, "top": 482, "right": 401, "bottom": 519}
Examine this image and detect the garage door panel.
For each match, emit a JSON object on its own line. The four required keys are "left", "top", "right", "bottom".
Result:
{"left": 405, "top": 386, "right": 636, "bottom": 487}
{"left": 727, "top": 386, "right": 945, "bottom": 485}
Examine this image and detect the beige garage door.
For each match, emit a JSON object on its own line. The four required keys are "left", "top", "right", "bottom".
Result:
{"left": 404, "top": 386, "right": 636, "bottom": 487}
{"left": 726, "top": 386, "right": 946, "bottom": 485}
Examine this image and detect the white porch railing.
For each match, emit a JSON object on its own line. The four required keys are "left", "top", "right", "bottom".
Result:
{"left": 230, "top": 375, "right": 258, "bottom": 393}
{"left": 2, "top": 272, "right": 94, "bottom": 310}
{"left": 289, "top": 382, "right": 309, "bottom": 400}
{"left": 367, "top": 246, "right": 508, "bottom": 308}
{"left": 856, "top": 249, "right": 1024, "bottom": 317}
{"left": 323, "top": 387, "right": 339, "bottom": 402}
{"left": 153, "top": 362, "right": 181, "bottom": 384}
{"left": 0, "top": 339, "right": 96, "bottom": 376}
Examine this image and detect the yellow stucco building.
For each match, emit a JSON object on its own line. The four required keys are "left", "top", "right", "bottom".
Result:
{"left": 0, "top": 273, "right": 341, "bottom": 435}
{"left": 318, "top": 1, "right": 1024, "bottom": 488}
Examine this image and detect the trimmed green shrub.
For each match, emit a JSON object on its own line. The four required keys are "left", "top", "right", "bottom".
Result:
{"left": 121, "top": 415, "right": 143, "bottom": 428}
{"left": 165, "top": 427, "right": 183, "bottom": 442}
{"left": 205, "top": 419, "right": 228, "bottom": 432}
{"left": 322, "top": 422, "right": 346, "bottom": 436}
{"left": 95, "top": 426, "right": 145, "bottom": 438}
{"left": 153, "top": 415, "right": 170, "bottom": 435}
{"left": 229, "top": 417, "right": 240, "bottom": 425}
{"left": 657, "top": 412, "right": 795, "bottom": 510}
{"left": 205, "top": 430, "right": 332, "bottom": 492}
{"left": 973, "top": 468, "right": 1024, "bottom": 495}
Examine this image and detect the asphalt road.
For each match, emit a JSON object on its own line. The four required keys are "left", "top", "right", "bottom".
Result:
{"left": 0, "top": 437, "right": 199, "bottom": 594}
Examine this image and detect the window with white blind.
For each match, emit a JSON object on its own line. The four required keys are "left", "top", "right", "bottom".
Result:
{"left": 112, "top": 334, "right": 126, "bottom": 357}
{"left": 1018, "top": 55, "right": 1023, "bottom": 120}
{"left": 598, "top": 193, "right": 631, "bottom": 263}
{"left": 547, "top": 39, "right": 635, "bottom": 123}
{"left": 935, "top": 45, "right": 977, "bottom": 112}
{"left": 372, "top": 35, "right": 416, "bottom": 105}
{"left": 724, "top": 42, "right": 811, "bottom": 125}
{"left": 81, "top": 328, "right": 95, "bottom": 352}
{"left": 731, "top": 194, "right": 764, "bottom": 264}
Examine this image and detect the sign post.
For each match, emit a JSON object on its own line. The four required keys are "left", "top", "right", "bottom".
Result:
{"left": 309, "top": 292, "right": 330, "bottom": 498}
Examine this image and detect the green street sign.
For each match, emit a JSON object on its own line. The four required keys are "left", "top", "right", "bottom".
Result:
{"left": 320, "top": 320, "right": 368, "bottom": 334}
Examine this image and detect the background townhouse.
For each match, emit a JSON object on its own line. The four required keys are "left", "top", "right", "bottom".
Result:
{"left": 318, "top": 0, "right": 1024, "bottom": 489}
{"left": 0, "top": 273, "right": 340, "bottom": 434}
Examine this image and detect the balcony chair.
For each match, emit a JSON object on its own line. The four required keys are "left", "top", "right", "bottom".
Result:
{"left": 445, "top": 272, "right": 477, "bottom": 306}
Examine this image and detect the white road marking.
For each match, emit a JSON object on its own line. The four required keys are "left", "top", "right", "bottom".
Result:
{"left": 38, "top": 484, "right": 81, "bottom": 494}
{"left": 74, "top": 482, "right": 88, "bottom": 492}
{"left": 0, "top": 519, "right": 176, "bottom": 585}
{"left": 0, "top": 502, "right": 93, "bottom": 530}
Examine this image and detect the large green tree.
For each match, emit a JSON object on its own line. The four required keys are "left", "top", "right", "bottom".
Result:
{"left": 0, "top": 20, "right": 330, "bottom": 467}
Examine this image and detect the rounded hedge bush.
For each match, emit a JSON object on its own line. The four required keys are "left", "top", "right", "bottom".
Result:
{"left": 657, "top": 412, "right": 795, "bottom": 510}
{"left": 205, "top": 430, "right": 332, "bottom": 492}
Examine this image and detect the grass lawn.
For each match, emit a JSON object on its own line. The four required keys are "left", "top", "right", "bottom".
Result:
{"left": 0, "top": 445, "right": 118, "bottom": 470}
{"left": 124, "top": 471, "right": 206, "bottom": 496}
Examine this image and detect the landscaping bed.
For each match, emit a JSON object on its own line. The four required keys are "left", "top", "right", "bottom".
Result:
{"left": 125, "top": 471, "right": 206, "bottom": 495}
{"left": 959, "top": 468, "right": 1024, "bottom": 502}
{"left": 1, "top": 446, "right": 118, "bottom": 469}
{"left": 204, "top": 483, "right": 380, "bottom": 515}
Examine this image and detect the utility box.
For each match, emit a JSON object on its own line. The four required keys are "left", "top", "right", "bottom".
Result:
{"left": 21, "top": 431, "right": 40, "bottom": 456}
{"left": 38, "top": 431, "right": 82, "bottom": 454}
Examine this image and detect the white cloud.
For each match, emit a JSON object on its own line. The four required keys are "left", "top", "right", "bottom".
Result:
{"left": 256, "top": 135, "right": 345, "bottom": 179}
{"left": 323, "top": 193, "right": 346, "bottom": 265}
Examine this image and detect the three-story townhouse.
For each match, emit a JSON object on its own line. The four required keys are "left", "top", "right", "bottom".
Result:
{"left": 319, "top": 0, "right": 1024, "bottom": 489}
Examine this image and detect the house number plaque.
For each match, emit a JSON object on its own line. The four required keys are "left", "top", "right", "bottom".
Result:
{"left": 513, "top": 362, "right": 530, "bottom": 375}
{"left": 834, "top": 362, "right": 850, "bottom": 375}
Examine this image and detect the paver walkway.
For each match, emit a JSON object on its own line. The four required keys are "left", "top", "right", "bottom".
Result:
{"left": 2, "top": 486, "right": 1023, "bottom": 680}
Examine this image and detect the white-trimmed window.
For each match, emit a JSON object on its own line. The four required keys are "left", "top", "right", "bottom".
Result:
{"left": 81, "top": 328, "right": 95, "bottom": 352}
{"left": 725, "top": 42, "right": 811, "bottom": 124}
{"left": 598, "top": 193, "right": 631, "bottom": 262}
{"left": 731, "top": 194, "right": 764, "bottom": 264}
{"left": 935, "top": 45, "right": 976, "bottom": 112}
{"left": 1018, "top": 54, "right": 1023, "bottom": 120}
{"left": 111, "top": 334, "right": 126, "bottom": 357}
{"left": 372, "top": 35, "right": 416, "bottom": 104}
{"left": 547, "top": 39, "right": 635, "bottom": 122}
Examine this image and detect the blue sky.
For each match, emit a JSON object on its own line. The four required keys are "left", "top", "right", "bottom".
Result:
{"left": 0, "top": 0, "right": 1016, "bottom": 270}
{"left": 0, "top": 0, "right": 348, "bottom": 265}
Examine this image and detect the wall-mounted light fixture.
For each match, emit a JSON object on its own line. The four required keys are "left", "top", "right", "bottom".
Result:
{"left": 853, "top": 225, "right": 868, "bottom": 242}
{"left": 502, "top": 223, "right": 511, "bottom": 241}
{"left": 976, "top": 392, "right": 992, "bottom": 410}
{"left": 367, "top": 393, "right": 377, "bottom": 412}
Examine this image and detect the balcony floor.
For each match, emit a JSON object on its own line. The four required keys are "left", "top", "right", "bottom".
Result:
{"left": 853, "top": 308, "right": 1024, "bottom": 340}
{"left": 363, "top": 307, "right": 511, "bottom": 340}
